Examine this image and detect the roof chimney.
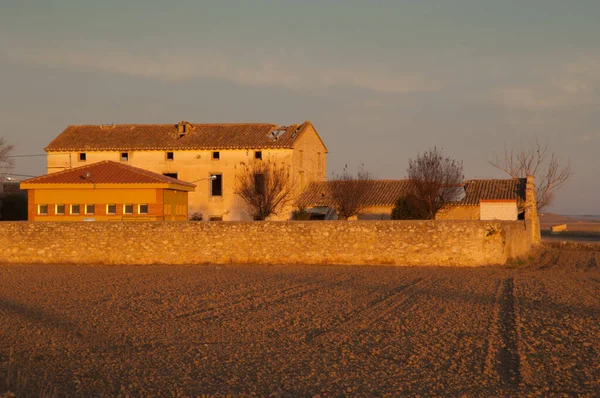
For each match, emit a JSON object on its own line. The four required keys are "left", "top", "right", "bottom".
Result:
{"left": 178, "top": 121, "right": 191, "bottom": 136}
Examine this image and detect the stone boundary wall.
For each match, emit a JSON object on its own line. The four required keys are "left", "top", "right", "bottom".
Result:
{"left": 0, "top": 220, "right": 534, "bottom": 266}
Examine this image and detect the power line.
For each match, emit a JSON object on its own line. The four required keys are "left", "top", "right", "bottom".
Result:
{"left": 6, "top": 173, "right": 38, "bottom": 178}
{"left": 7, "top": 154, "right": 48, "bottom": 158}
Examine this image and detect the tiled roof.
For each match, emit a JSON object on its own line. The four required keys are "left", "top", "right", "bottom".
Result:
{"left": 45, "top": 121, "right": 317, "bottom": 151}
{"left": 297, "top": 178, "right": 527, "bottom": 208}
{"left": 20, "top": 161, "right": 195, "bottom": 187}
{"left": 296, "top": 180, "right": 413, "bottom": 208}
{"left": 459, "top": 178, "right": 526, "bottom": 206}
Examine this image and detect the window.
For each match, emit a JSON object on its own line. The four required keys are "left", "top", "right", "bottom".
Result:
{"left": 212, "top": 151, "right": 220, "bottom": 160}
{"left": 85, "top": 204, "right": 95, "bottom": 215}
{"left": 255, "top": 151, "right": 262, "bottom": 160}
{"left": 211, "top": 174, "right": 222, "bottom": 196}
{"left": 70, "top": 204, "right": 80, "bottom": 215}
{"left": 163, "top": 173, "right": 178, "bottom": 179}
{"left": 166, "top": 152, "right": 174, "bottom": 160}
{"left": 38, "top": 204, "right": 48, "bottom": 215}
{"left": 79, "top": 153, "right": 86, "bottom": 161}
{"left": 106, "top": 204, "right": 117, "bottom": 214}
{"left": 138, "top": 204, "right": 149, "bottom": 214}
{"left": 123, "top": 204, "right": 134, "bottom": 215}
{"left": 254, "top": 173, "right": 265, "bottom": 195}
{"left": 55, "top": 204, "right": 65, "bottom": 215}
{"left": 121, "top": 152, "right": 129, "bottom": 161}
{"left": 209, "top": 216, "right": 223, "bottom": 222}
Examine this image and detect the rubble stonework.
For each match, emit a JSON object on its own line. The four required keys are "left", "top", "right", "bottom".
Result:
{"left": 0, "top": 220, "right": 534, "bottom": 266}
{"left": 525, "top": 175, "right": 541, "bottom": 244}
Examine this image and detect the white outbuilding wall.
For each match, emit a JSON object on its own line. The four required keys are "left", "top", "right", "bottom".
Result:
{"left": 480, "top": 200, "right": 518, "bottom": 220}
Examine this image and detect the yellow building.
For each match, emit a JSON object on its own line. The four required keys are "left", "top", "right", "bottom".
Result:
{"left": 45, "top": 121, "right": 327, "bottom": 221}
{"left": 21, "top": 161, "right": 195, "bottom": 222}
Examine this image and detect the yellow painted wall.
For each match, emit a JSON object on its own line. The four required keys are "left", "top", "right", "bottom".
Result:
{"left": 35, "top": 188, "right": 157, "bottom": 204}
{"left": 163, "top": 189, "right": 189, "bottom": 221}
{"left": 29, "top": 187, "right": 162, "bottom": 222}
{"left": 47, "top": 134, "right": 327, "bottom": 221}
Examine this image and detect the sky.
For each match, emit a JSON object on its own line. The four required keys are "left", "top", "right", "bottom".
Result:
{"left": 1, "top": 0, "right": 599, "bottom": 214}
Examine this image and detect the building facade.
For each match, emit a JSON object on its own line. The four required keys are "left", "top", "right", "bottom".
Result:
{"left": 21, "top": 161, "right": 194, "bottom": 222}
{"left": 45, "top": 121, "right": 327, "bottom": 221}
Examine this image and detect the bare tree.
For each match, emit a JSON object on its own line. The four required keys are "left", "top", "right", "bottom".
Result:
{"left": 488, "top": 137, "right": 572, "bottom": 211}
{"left": 329, "top": 164, "right": 373, "bottom": 220}
{"left": 407, "top": 147, "right": 464, "bottom": 219}
{"left": 0, "top": 137, "right": 14, "bottom": 182}
{"left": 234, "top": 160, "right": 296, "bottom": 220}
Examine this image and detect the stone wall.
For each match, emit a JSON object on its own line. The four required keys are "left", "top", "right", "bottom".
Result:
{"left": 0, "top": 220, "right": 533, "bottom": 266}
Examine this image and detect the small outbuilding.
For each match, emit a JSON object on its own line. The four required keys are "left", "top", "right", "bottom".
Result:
{"left": 20, "top": 161, "right": 195, "bottom": 222}
{"left": 436, "top": 178, "right": 527, "bottom": 221}
{"left": 296, "top": 180, "right": 412, "bottom": 220}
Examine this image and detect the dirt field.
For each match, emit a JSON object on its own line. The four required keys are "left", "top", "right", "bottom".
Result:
{"left": 1, "top": 246, "right": 599, "bottom": 397}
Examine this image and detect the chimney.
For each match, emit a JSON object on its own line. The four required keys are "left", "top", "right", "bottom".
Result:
{"left": 524, "top": 175, "right": 541, "bottom": 244}
{"left": 178, "top": 121, "right": 190, "bottom": 135}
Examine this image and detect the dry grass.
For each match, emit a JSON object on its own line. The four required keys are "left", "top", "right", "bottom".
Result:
{"left": 1, "top": 250, "right": 599, "bottom": 396}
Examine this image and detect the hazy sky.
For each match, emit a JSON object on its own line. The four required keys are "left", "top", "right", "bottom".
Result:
{"left": 1, "top": 0, "right": 599, "bottom": 214}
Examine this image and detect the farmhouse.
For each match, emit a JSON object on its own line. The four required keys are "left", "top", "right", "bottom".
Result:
{"left": 45, "top": 121, "right": 328, "bottom": 221}
{"left": 20, "top": 161, "right": 195, "bottom": 222}
{"left": 296, "top": 180, "right": 412, "bottom": 220}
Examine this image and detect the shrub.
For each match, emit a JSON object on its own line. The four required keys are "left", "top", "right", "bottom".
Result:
{"left": 391, "top": 195, "right": 426, "bottom": 220}
{"left": 189, "top": 212, "right": 203, "bottom": 221}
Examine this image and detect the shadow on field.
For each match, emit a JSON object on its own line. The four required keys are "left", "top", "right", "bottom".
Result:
{"left": 0, "top": 299, "right": 79, "bottom": 335}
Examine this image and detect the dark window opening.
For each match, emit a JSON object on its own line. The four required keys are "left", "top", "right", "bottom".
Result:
{"left": 85, "top": 204, "right": 95, "bottom": 214}
{"left": 212, "top": 151, "right": 220, "bottom": 160}
{"left": 71, "top": 204, "right": 80, "bottom": 215}
{"left": 166, "top": 152, "right": 174, "bottom": 160}
{"left": 254, "top": 173, "right": 265, "bottom": 195}
{"left": 38, "top": 204, "right": 48, "bottom": 215}
{"left": 124, "top": 204, "right": 134, "bottom": 214}
{"left": 211, "top": 174, "right": 222, "bottom": 196}
{"left": 139, "top": 204, "right": 149, "bottom": 214}
{"left": 56, "top": 204, "right": 65, "bottom": 215}
{"left": 209, "top": 216, "right": 223, "bottom": 222}
{"left": 255, "top": 151, "right": 262, "bottom": 160}
{"left": 79, "top": 153, "right": 86, "bottom": 161}
{"left": 163, "top": 173, "right": 178, "bottom": 179}
{"left": 121, "top": 152, "right": 129, "bottom": 161}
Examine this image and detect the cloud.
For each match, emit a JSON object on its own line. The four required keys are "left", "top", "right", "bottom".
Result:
{"left": 8, "top": 47, "right": 440, "bottom": 94}
{"left": 491, "top": 57, "right": 600, "bottom": 111}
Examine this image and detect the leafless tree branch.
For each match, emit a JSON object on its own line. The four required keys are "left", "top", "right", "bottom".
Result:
{"left": 234, "top": 160, "right": 296, "bottom": 220}
{"left": 329, "top": 164, "right": 373, "bottom": 220}
{"left": 0, "top": 137, "right": 15, "bottom": 182}
{"left": 407, "top": 147, "right": 464, "bottom": 219}
{"left": 488, "top": 137, "right": 572, "bottom": 211}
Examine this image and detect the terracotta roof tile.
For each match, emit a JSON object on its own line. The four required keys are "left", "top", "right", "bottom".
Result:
{"left": 21, "top": 161, "right": 195, "bottom": 187}
{"left": 459, "top": 178, "right": 526, "bottom": 206}
{"left": 297, "top": 180, "right": 412, "bottom": 208}
{"left": 45, "top": 121, "right": 313, "bottom": 151}
{"left": 298, "top": 178, "right": 527, "bottom": 209}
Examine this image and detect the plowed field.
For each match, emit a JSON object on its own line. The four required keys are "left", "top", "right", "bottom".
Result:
{"left": 1, "top": 245, "right": 599, "bottom": 397}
